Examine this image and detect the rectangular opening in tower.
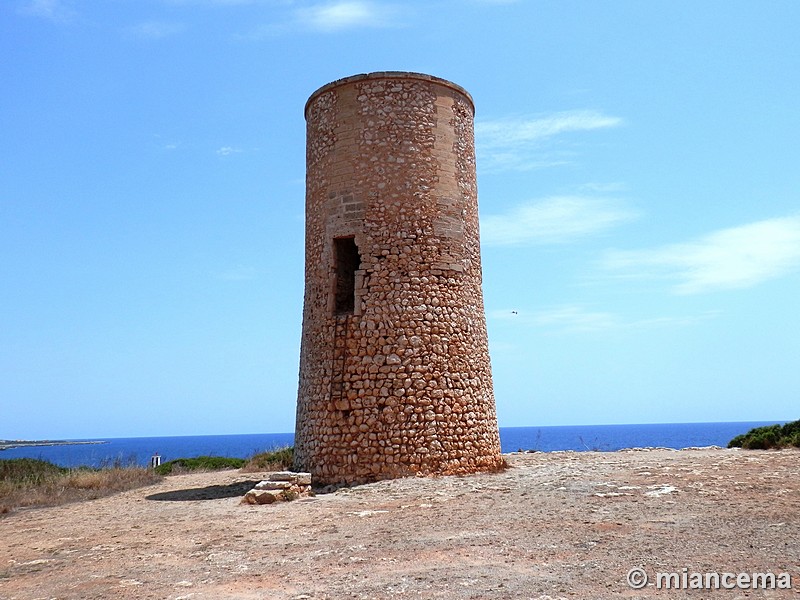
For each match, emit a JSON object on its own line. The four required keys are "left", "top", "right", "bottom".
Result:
{"left": 333, "top": 236, "right": 361, "bottom": 315}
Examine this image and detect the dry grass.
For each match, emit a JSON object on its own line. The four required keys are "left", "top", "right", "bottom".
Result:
{"left": 240, "top": 446, "right": 294, "bottom": 472}
{"left": 0, "top": 459, "right": 161, "bottom": 515}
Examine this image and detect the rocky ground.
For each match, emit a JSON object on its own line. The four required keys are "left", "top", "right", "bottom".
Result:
{"left": 1, "top": 448, "right": 798, "bottom": 599}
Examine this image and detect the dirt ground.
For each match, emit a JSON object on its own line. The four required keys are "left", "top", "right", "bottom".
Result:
{"left": 1, "top": 448, "right": 798, "bottom": 600}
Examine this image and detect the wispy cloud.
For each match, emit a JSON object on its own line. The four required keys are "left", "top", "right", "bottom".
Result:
{"left": 216, "top": 146, "right": 243, "bottom": 156}
{"left": 238, "top": 0, "right": 403, "bottom": 38}
{"left": 128, "top": 21, "right": 186, "bottom": 39}
{"left": 476, "top": 110, "right": 622, "bottom": 172}
{"left": 478, "top": 110, "right": 621, "bottom": 147}
{"left": 481, "top": 196, "right": 637, "bottom": 246}
{"left": 489, "top": 305, "right": 719, "bottom": 334}
{"left": 153, "top": 134, "right": 182, "bottom": 151}
{"left": 164, "top": 0, "right": 267, "bottom": 5}
{"left": 294, "top": 1, "right": 402, "bottom": 32}
{"left": 19, "top": 0, "right": 74, "bottom": 22}
{"left": 603, "top": 215, "right": 800, "bottom": 294}
{"left": 524, "top": 305, "right": 620, "bottom": 333}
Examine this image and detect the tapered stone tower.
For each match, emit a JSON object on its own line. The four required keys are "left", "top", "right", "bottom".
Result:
{"left": 294, "top": 72, "right": 502, "bottom": 485}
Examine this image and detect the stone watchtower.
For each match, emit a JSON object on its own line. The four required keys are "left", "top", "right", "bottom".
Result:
{"left": 294, "top": 72, "right": 503, "bottom": 485}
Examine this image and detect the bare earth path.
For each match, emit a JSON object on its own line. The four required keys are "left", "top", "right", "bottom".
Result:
{"left": 1, "top": 448, "right": 798, "bottom": 599}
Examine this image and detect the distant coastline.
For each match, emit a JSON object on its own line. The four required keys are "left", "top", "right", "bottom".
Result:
{"left": 0, "top": 440, "right": 106, "bottom": 451}
{"left": 0, "top": 423, "right": 773, "bottom": 469}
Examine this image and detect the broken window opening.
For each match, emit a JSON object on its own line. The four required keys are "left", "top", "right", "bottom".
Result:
{"left": 333, "top": 237, "right": 361, "bottom": 315}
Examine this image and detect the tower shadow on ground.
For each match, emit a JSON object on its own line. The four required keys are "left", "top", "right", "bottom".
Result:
{"left": 145, "top": 480, "right": 262, "bottom": 502}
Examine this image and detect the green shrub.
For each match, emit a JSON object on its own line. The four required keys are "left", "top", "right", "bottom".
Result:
{"left": 728, "top": 433, "right": 746, "bottom": 448}
{"left": 728, "top": 420, "right": 800, "bottom": 449}
{"left": 154, "top": 455, "right": 246, "bottom": 475}
{"left": 0, "top": 458, "right": 67, "bottom": 485}
{"left": 241, "top": 447, "right": 294, "bottom": 472}
{"left": 153, "top": 448, "right": 295, "bottom": 476}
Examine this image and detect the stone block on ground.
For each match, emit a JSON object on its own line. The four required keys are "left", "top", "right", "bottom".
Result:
{"left": 242, "top": 471, "right": 313, "bottom": 506}
{"left": 255, "top": 480, "right": 293, "bottom": 490}
{"left": 294, "top": 472, "right": 312, "bottom": 485}
{"left": 242, "top": 489, "right": 283, "bottom": 505}
{"left": 269, "top": 471, "right": 299, "bottom": 482}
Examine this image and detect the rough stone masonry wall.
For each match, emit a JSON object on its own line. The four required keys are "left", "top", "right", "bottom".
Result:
{"left": 294, "top": 72, "right": 503, "bottom": 485}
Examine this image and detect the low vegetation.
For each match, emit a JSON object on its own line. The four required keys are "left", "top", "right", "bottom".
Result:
{"left": 728, "top": 419, "right": 800, "bottom": 450}
{"left": 0, "top": 458, "right": 161, "bottom": 515}
{"left": 145, "top": 447, "right": 294, "bottom": 475}
{"left": 153, "top": 455, "right": 246, "bottom": 475}
{"left": 241, "top": 446, "right": 294, "bottom": 472}
{"left": 1, "top": 446, "right": 296, "bottom": 515}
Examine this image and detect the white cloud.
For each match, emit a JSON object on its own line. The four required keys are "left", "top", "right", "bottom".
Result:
{"left": 164, "top": 0, "right": 266, "bottom": 5}
{"left": 19, "top": 0, "right": 74, "bottom": 21}
{"left": 294, "top": 1, "right": 401, "bottom": 32}
{"left": 603, "top": 215, "right": 800, "bottom": 294}
{"left": 238, "top": 0, "right": 402, "bottom": 38}
{"left": 216, "top": 146, "right": 243, "bottom": 156}
{"left": 477, "top": 110, "right": 622, "bottom": 148}
{"left": 489, "top": 305, "right": 720, "bottom": 334}
{"left": 528, "top": 305, "right": 620, "bottom": 332}
{"left": 475, "top": 110, "right": 622, "bottom": 172}
{"left": 481, "top": 196, "right": 637, "bottom": 246}
{"left": 128, "top": 21, "right": 186, "bottom": 39}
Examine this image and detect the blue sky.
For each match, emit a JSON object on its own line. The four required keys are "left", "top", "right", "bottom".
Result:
{"left": 2, "top": 0, "right": 798, "bottom": 439}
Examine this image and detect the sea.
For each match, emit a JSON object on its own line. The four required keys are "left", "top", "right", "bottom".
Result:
{"left": 0, "top": 421, "right": 779, "bottom": 469}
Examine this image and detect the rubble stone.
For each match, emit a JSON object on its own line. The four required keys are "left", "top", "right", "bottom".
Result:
{"left": 242, "top": 471, "right": 314, "bottom": 505}
{"left": 270, "top": 471, "right": 305, "bottom": 482}
{"left": 294, "top": 473, "right": 312, "bottom": 486}
{"left": 255, "top": 480, "right": 293, "bottom": 490}
{"left": 242, "top": 489, "right": 281, "bottom": 505}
